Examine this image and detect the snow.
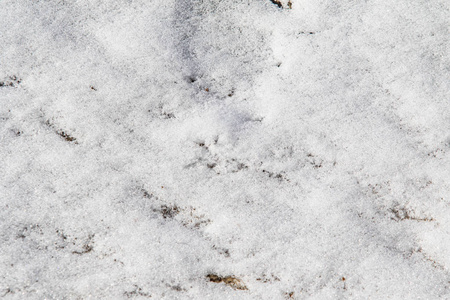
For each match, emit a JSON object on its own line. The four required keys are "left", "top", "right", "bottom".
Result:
{"left": 1, "top": 0, "right": 449, "bottom": 299}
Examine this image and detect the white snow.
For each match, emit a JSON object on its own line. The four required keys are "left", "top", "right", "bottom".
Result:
{"left": 1, "top": 0, "right": 449, "bottom": 299}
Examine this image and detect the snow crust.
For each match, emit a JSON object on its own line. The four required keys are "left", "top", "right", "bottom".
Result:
{"left": 1, "top": 0, "right": 449, "bottom": 299}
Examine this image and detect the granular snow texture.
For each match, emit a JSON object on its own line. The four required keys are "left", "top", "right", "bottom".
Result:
{"left": 1, "top": 0, "right": 449, "bottom": 299}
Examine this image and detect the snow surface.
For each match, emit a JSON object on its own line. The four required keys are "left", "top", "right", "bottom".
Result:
{"left": 1, "top": 0, "right": 450, "bottom": 299}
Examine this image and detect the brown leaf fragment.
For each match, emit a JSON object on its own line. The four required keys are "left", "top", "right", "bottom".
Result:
{"left": 206, "top": 274, "right": 247, "bottom": 290}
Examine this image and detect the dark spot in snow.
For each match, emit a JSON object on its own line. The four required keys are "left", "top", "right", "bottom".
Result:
{"left": 162, "top": 112, "right": 175, "bottom": 119}
{"left": 16, "top": 224, "right": 42, "bottom": 239}
{"left": 141, "top": 188, "right": 157, "bottom": 200}
{"left": 206, "top": 274, "right": 247, "bottom": 290}
{"left": 0, "top": 75, "right": 21, "bottom": 88}
{"left": 195, "top": 141, "right": 209, "bottom": 150}
{"left": 207, "top": 163, "right": 217, "bottom": 169}
{"left": 166, "top": 283, "right": 185, "bottom": 292}
{"left": 56, "top": 229, "right": 67, "bottom": 241}
{"left": 256, "top": 273, "right": 280, "bottom": 283}
{"left": 171, "top": 285, "right": 183, "bottom": 291}
{"left": 270, "top": 0, "right": 283, "bottom": 8}
{"left": 72, "top": 244, "right": 93, "bottom": 255}
{"left": 124, "top": 285, "right": 151, "bottom": 298}
{"left": 262, "top": 169, "right": 288, "bottom": 181}
{"left": 154, "top": 204, "right": 180, "bottom": 219}
{"left": 285, "top": 291, "right": 295, "bottom": 298}
{"left": 410, "top": 247, "right": 445, "bottom": 270}
{"left": 269, "top": 0, "right": 292, "bottom": 9}
{"left": 180, "top": 207, "right": 211, "bottom": 229}
{"left": 45, "top": 120, "right": 78, "bottom": 144}
{"left": 235, "top": 163, "right": 248, "bottom": 171}
{"left": 299, "top": 31, "right": 316, "bottom": 35}
{"left": 1, "top": 288, "right": 14, "bottom": 297}
{"left": 390, "top": 206, "right": 434, "bottom": 222}
{"left": 212, "top": 245, "right": 230, "bottom": 257}
{"left": 57, "top": 130, "right": 77, "bottom": 143}
{"left": 72, "top": 234, "right": 94, "bottom": 255}
{"left": 306, "top": 153, "right": 323, "bottom": 169}
{"left": 428, "top": 148, "right": 445, "bottom": 158}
